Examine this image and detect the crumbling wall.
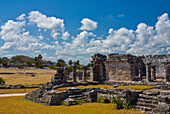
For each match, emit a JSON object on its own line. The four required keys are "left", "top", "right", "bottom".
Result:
{"left": 105, "top": 53, "right": 142, "bottom": 81}
{"left": 90, "top": 53, "right": 107, "bottom": 81}
{"left": 142, "top": 54, "right": 170, "bottom": 79}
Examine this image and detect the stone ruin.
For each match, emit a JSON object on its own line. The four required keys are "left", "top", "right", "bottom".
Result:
{"left": 90, "top": 53, "right": 170, "bottom": 83}
{"left": 25, "top": 53, "right": 170, "bottom": 114}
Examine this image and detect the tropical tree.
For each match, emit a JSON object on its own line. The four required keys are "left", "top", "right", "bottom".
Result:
{"left": 69, "top": 60, "right": 73, "bottom": 66}
{"left": 34, "top": 54, "right": 43, "bottom": 68}
{"left": 56, "top": 59, "right": 66, "bottom": 67}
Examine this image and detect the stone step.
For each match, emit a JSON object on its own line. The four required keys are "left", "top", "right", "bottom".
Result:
{"left": 136, "top": 102, "right": 157, "bottom": 108}
{"left": 142, "top": 91, "right": 160, "bottom": 96}
{"left": 137, "top": 98, "right": 158, "bottom": 104}
{"left": 69, "top": 94, "right": 83, "bottom": 99}
{"left": 139, "top": 94, "right": 158, "bottom": 100}
{"left": 135, "top": 105, "right": 153, "bottom": 114}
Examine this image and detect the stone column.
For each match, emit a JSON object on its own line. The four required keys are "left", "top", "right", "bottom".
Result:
{"left": 130, "top": 61, "right": 135, "bottom": 81}
{"left": 164, "top": 63, "right": 170, "bottom": 82}
{"left": 138, "top": 68, "right": 143, "bottom": 79}
{"left": 63, "top": 67, "right": 68, "bottom": 83}
{"left": 151, "top": 65, "right": 156, "bottom": 81}
{"left": 72, "top": 65, "right": 77, "bottom": 82}
{"left": 146, "top": 63, "right": 151, "bottom": 82}
{"left": 82, "top": 66, "right": 87, "bottom": 82}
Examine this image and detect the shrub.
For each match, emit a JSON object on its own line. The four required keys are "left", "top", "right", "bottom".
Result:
{"left": 112, "top": 95, "right": 124, "bottom": 109}
{"left": 97, "top": 97, "right": 105, "bottom": 103}
{"left": 75, "top": 98, "right": 83, "bottom": 105}
{"left": 124, "top": 100, "right": 132, "bottom": 109}
{"left": 0, "top": 77, "right": 5, "bottom": 85}
{"left": 61, "top": 101, "right": 67, "bottom": 106}
{"left": 97, "top": 97, "right": 110, "bottom": 103}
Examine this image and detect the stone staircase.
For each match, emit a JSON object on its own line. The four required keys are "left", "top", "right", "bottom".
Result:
{"left": 133, "top": 91, "right": 170, "bottom": 114}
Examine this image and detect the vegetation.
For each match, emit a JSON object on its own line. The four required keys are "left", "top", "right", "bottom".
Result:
{"left": 68, "top": 60, "right": 73, "bottom": 66}
{"left": 112, "top": 96, "right": 132, "bottom": 110}
{"left": 67, "top": 65, "right": 73, "bottom": 74}
{"left": 75, "top": 98, "right": 83, "bottom": 105}
{"left": 57, "top": 84, "right": 114, "bottom": 91}
{"left": 56, "top": 59, "right": 66, "bottom": 67}
{"left": 124, "top": 100, "right": 132, "bottom": 110}
{"left": 112, "top": 96, "right": 124, "bottom": 109}
{"left": 0, "top": 55, "right": 56, "bottom": 69}
{"left": 57, "top": 84, "right": 155, "bottom": 91}
{"left": 97, "top": 97, "right": 110, "bottom": 103}
{"left": 0, "top": 96, "right": 143, "bottom": 114}
{"left": 61, "top": 100, "right": 67, "bottom": 106}
{"left": 0, "top": 77, "right": 5, "bottom": 84}
{"left": 34, "top": 54, "right": 43, "bottom": 68}
{"left": 114, "top": 85, "right": 155, "bottom": 90}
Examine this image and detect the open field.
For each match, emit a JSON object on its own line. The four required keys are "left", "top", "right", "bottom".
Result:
{"left": 57, "top": 84, "right": 155, "bottom": 91}
{"left": 0, "top": 88, "right": 37, "bottom": 94}
{"left": 0, "top": 96, "right": 143, "bottom": 114}
{"left": 0, "top": 68, "right": 56, "bottom": 85}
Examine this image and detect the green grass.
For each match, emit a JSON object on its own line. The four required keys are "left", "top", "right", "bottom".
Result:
{"left": 114, "top": 85, "right": 155, "bottom": 90}
{"left": 0, "top": 96, "right": 144, "bottom": 114}
{"left": 0, "top": 88, "right": 38, "bottom": 94}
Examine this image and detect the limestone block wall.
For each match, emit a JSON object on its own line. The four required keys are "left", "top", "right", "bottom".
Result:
{"left": 105, "top": 61, "right": 132, "bottom": 81}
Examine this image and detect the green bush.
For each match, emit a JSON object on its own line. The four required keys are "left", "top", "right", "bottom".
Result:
{"left": 61, "top": 101, "right": 67, "bottom": 106}
{"left": 124, "top": 100, "right": 132, "bottom": 109}
{"left": 50, "top": 66, "right": 56, "bottom": 69}
{"left": 97, "top": 97, "right": 105, "bottom": 103}
{"left": 0, "top": 77, "right": 5, "bottom": 85}
{"left": 75, "top": 99, "right": 83, "bottom": 105}
{"left": 97, "top": 97, "right": 110, "bottom": 103}
{"left": 112, "top": 95, "right": 124, "bottom": 109}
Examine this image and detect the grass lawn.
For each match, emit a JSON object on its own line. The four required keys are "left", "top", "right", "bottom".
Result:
{"left": 0, "top": 88, "right": 38, "bottom": 94}
{"left": 57, "top": 84, "right": 155, "bottom": 91}
{"left": 0, "top": 68, "right": 56, "bottom": 85}
{"left": 0, "top": 96, "right": 144, "bottom": 114}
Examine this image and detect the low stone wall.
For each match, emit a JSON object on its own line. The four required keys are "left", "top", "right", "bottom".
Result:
{"left": 25, "top": 85, "right": 170, "bottom": 113}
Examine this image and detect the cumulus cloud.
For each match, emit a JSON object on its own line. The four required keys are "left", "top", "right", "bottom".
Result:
{"left": 28, "top": 11, "right": 64, "bottom": 31}
{"left": 61, "top": 31, "right": 70, "bottom": 40}
{"left": 0, "top": 11, "right": 170, "bottom": 64}
{"left": 16, "top": 14, "right": 26, "bottom": 20}
{"left": 126, "top": 13, "right": 170, "bottom": 55}
{"left": 79, "top": 18, "right": 98, "bottom": 30}
{"left": 102, "top": 28, "right": 135, "bottom": 51}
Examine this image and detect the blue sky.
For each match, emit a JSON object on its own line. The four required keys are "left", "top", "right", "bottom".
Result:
{"left": 0, "top": 0, "right": 170, "bottom": 64}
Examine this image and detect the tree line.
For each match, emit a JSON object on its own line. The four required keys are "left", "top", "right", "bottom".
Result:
{"left": 0, "top": 54, "right": 91, "bottom": 71}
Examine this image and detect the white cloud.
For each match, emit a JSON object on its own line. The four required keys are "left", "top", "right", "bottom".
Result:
{"left": 61, "top": 31, "right": 70, "bottom": 40}
{"left": 0, "top": 20, "right": 38, "bottom": 51}
{"left": 16, "top": 14, "right": 26, "bottom": 20}
{"left": 38, "top": 34, "right": 43, "bottom": 40}
{"left": 79, "top": 18, "right": 98, "bottom": 30}
{"left": 118, "top": 14, "right": 124, "bottom": 18}
{"left": 102, "top": 28, "right": 135, "bottom": 51}
{"left": 28, "top": 11, "right": 64, "bottom": 31}
{"left": 0, "top": 20, "right": 25, "bottom": 41}
{"left": 51, "top": 31, "right": 60, "bottom": 39}
{"left": 127, "top": 13, "right": 170, "bottom": 55}
{"left": 0, "top": 11, "right": 170, "bottom": 64}
{"left": 72, "top": 31, "right": 89, "bottom": 47}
